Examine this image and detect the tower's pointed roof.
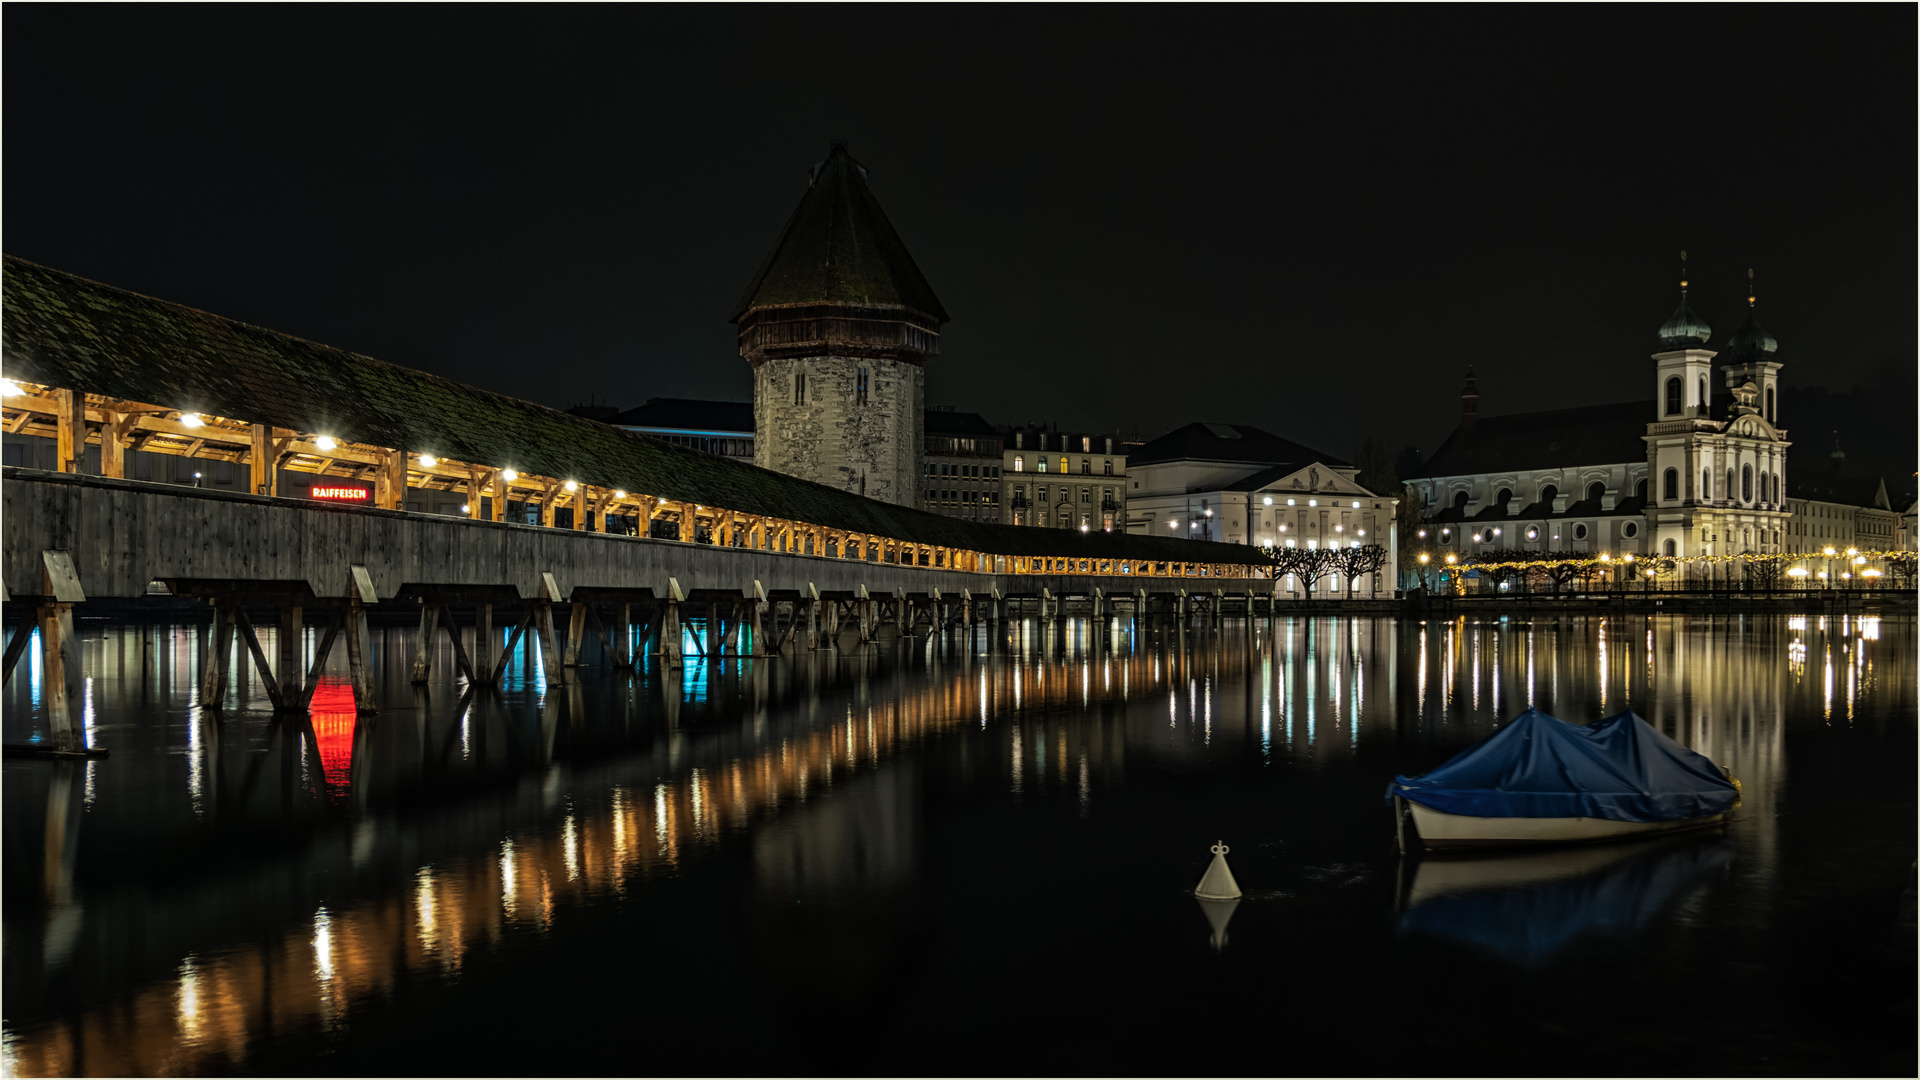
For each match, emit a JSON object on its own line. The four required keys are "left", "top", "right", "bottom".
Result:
{"left": 1724, "top": 270, "right": 1778, "bottom": 361}
{"left": 731, "top": 142, "right": 948, "bottom": 324}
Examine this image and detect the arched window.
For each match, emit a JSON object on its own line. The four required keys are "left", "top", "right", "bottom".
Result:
{"left": 1036, "top": 457, "right": 1047, "bottom": 473}
{"left": 1665, "top": 376, "right": 1682, "bottom": 416}
{"left": 1013, "top": 456, "right": 1024, "bottom": 472}
{"left": 1765, "top": 387, "right": 1775, "bottom": 421}
{"left": 1635, "top": 477, "right": 1648, "bottom": 501}
{"left": 1103, "top": 459, "right": 1113, "bottom": 475}
{"left": 1726, "top": 469, "right": 1736, "bottom": 502}
{"left": 1539, "top": 484, "right": 1558, "bottom": 507}
{"left": 1663, "top": 468, "right": 1679, "bottom": 501}
{"left": 1495, "top": 487, "right": 1512, "bottom": 508}
{"left": 1741, "top": 464, "right": 1753, "bottom": 502}
{"left": 1080, "top": 459, "right": 1091, "bottom": 475}
{"left": 1703, "top": 468, "right": 1712, "bottom": 500}
{"left": 1453, "top": 491, "right": 1470, "bottom": 511}
{"left": 1664, "top": 538, "right": 1677, "bottom": 556}
{"left": 1060, "top": 456, "right": 1070, "bottom": 474}
{"left": 1586, "top": 481, "right": 1605, "bottom": 503}
{"left": 1698, "top": 377, "right": 1708, "bottom": 414}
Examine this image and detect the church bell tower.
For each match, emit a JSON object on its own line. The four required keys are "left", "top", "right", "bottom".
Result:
{"left": 732, "top": 141, "right": 948, "bottom": 508}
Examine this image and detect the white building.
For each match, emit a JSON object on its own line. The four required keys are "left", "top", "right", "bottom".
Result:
{"left": 1125, "top": 422, "right": 1398, "bottom": 597}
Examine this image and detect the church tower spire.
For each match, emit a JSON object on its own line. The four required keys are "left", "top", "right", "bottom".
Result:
{"left": 732, "top": 142, "right": 948, "bottom": 508}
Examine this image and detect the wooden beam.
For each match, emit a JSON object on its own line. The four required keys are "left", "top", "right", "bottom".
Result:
{"left": 53, "top": 388, "right": 84, "bottom": 473}
{"left": 99, "top": 410, "right": 127, "bottom": 478}
{"left": 250, "top": 424, "right": 272, "bottom": 495}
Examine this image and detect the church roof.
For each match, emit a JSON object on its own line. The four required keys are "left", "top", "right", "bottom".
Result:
{"left": 1130, "top": 422, "right": 1352, "bottom": 469}
{"left": 1409, "top": 400, "right": 1653, "bottom": 479}
{"left": 1724, "top": 309, "right": 1779, "bottom": 361}
{"left": 607, "top": 397, "right": 755, "bottom": 433}
{"left": 1655, "top": 296, "right": 1713, "bottom": 350}
{"left": 1789, "top": 472, "right": 1890, "bottom": 510}
{"left": 925, "top": 409, "right": 999, "bottom": 438}
{"left": 730, "top": 142, "right": 948, "bottom": 323}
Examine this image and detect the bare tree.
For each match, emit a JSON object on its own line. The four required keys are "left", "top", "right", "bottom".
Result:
{"left": 1268, "top": 545, "right": 1339, "bottom": 599}
{"left": 1333, "top": 543, "right": 1390, "bottom": 599}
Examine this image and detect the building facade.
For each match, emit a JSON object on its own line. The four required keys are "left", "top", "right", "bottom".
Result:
{"left": 1001, "top": 426, "right": 1128, "bottom": 531}
{"left": 923, "top": 408, "right": 1004, "bottom": 522}
{"left": 733, "top": 142, "right": 947, "bottom": 508}
{"left": 1409, "top": 269, "right": 1797, "bottom": 584}
{"left": 1124, "top": 422, "right": 1398, "bottom": 597}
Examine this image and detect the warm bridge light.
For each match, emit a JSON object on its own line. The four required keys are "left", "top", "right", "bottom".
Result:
{"left": 179, "top": 413, "right": 204, "bottom": 428}
{"left": 502, "top": 468, "right": 519, "bottom": 482}
{"left": 0, "top": 379, "right": 20, "bottom": 396}
{"left": 419, "top": 454, "right": 437, "bottom": 468}
{"left": 315, "top": 435, "right": 338, "bottom": 451}
{"left": 614, "top": 489, "right": 627, "bottom": 499}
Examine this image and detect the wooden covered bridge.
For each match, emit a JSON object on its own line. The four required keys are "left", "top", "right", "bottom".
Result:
{"left": 2, "top": 256, "right": 1281, "bottom": 747}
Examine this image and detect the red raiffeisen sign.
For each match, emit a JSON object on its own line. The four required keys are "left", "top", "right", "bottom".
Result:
{"left": 309, "top": 483, "right": 372, "bottom": 502}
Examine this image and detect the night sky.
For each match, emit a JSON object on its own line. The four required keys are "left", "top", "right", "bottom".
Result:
{"left": 6, "top": 7, "right": 1914, "bottom": 475}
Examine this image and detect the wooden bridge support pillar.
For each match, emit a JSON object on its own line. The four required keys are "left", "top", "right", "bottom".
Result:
{"left": 278, "top": 604, "right": 304, "bottom": 702}
{"left": 659, "top": 578, "right": 685, "bottom": 670}
{"left": 475, "top": 603, "right": 494, "bottom": 675}
{"left": 750, "top": 582, "right": 768, "bottom": 656}
{"left": 564, "top": 602, "right": 589, "bottom": 667}
{"left": 31, "top": 553, "right": 87, "bottom": 750}
{"left": 614, "top": 603, "right": 633, "bottom": 668}
{"left": 534, "top": 601, "right": 566, "bottom": 686}
{"left": 707, "top": 599, "right": 724, "bottom": 658}
{"left": 410, "top": 602, "right": 440, "bottom": 683}
{"left": 345, "top": 597, "right": 377, "bottom": 714}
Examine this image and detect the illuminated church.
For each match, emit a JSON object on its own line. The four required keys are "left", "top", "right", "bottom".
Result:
{"left": 1407, "top": 262, "right": 1791, "bottom": 582}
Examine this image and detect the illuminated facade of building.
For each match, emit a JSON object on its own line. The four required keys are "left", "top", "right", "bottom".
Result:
{"left": 1410, "top": 269, "right": 1805, "bottom": 582}
{"left": 1001, "top": 427, "right": 1129, "bottom": 531}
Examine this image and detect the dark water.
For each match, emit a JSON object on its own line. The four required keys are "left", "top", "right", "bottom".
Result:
{"left": 3, "top": 612, "right": 1913, "bottom": 1076}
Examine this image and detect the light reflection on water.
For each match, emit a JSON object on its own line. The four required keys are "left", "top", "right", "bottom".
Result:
{"left": 1, "top": 612, "right": 1913, "bottom": 1076}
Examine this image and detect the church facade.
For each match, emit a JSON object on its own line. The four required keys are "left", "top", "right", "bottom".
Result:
{"left": 1409, "top": 268, "right": 1792, "bottom": 583}
{"left": 732, "top": 142, "right": 946, "bottom": 508}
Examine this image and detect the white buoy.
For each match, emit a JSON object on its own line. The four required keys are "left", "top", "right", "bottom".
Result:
{"left": 1194, "top": 840, "right": 1242, "bottom": 900}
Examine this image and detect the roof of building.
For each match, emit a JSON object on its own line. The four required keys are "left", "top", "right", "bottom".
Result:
{"left": 1724, "top": 308, "right": 1779, "bottom": 362}
{"left": 1130, "top": 422, "right": 1352, "bottom": 469}
{"left": 3, "top": 255, "right": 1259, "bottom": 565}
{"left": 1409, "top": 400, "right": 1653, "bottom": 480}
{"left": 1789, "top": 471, "right": 1890, "bottom": 510}
{"left": 608, "top": 397, "right": 755, "bottom": 434}
{"left": 924, "top": 408, "right": 999, "bottom": 438}
{"left": 730, "top": 142, "right": 948, "bottom": 324}
{"left": 1656, "top": 295, "right": 1713, "bottom": 350}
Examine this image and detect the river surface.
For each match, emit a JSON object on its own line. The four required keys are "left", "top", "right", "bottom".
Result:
{"left": 3, "top": 611, "right": 1913, "bottom": 1076}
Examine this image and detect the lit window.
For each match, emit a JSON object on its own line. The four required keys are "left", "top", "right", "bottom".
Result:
{"left": 1014, "top": 456, "right": 1023, "bottom": 472}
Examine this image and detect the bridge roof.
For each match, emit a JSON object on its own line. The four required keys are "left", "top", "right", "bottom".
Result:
{"left": 2, "top": 255, "right": 1262, "bottom": 566}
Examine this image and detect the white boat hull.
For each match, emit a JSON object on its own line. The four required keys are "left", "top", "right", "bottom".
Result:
{"left": 1405, "top": 801, "right": 1728, "bottom": 851}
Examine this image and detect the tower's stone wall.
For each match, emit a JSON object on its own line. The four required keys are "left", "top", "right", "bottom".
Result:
{"left": 753, "top": 354, "right": 923, "bottom": 508}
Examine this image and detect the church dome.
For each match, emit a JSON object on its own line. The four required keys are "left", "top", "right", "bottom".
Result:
{"left": 1656, "top": 297, "right": 1713, "bottom": 350}
{"left": 1725, "top": 310, "right": 1778, "bottom": 360}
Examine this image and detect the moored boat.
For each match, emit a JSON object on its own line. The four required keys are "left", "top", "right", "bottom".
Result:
{"left": 1387, "top": 709, "right": 1739, "bottom": 852}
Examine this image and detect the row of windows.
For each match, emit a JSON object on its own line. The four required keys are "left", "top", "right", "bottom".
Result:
{"left": 1011, "top": 456, "right": 1116, "bottom": 475}
{"left": 1662, "top": 375, "right": 1776, "bottom": 421}
{"left": 1011, "top": 485, "right": 1119, "bottom": 505}
{"left": 926, "top": 462, "right": 1000, "bottom": 478}
{"left": 1011, "top": 434, "right": 1115, "bottom": 454}
{"left": 1441, "top": 479, "right": 1648, "bottom": 512}
{"left": 927, "top": 490, "right": 1000, "bottom": 504}
{"left": 1658, "top": 465, "right": 1779, "bottom": 505}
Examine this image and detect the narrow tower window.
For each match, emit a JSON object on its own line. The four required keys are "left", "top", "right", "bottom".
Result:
{"left": 794, "top": 371, "right": 807, "bottom": 406}
{"left": 1765, "top": 387, "right": 1774, "bottom": 421}
{"left": 1665, "top": 377, "right": 1681, "bottom": 416}
{"left": 1663, "top": 468, "right": 1678, "bottom": 501}
{"left": 1741, "top": 464, "right": 1753, "bottom": 503}
{"left": 1698, "top": 376, "right": 1708, "bottom": 414}
{"left": 855, "top": 367, "right": 869, "bottom": 405}
{"left": 1703, "top": 468, "right": 1712, "bottom": 500}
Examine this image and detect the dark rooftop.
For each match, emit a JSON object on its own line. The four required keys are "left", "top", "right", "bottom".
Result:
{"left": 1789, "top": 471, "right": 1890, "bottom": 510}
{"left": 1410, "top": 400, "right": 1653, "bottom": 479}
{"left": 3, "top": 255, "right": 1260, "bottom": 566}
{"left": 1130, "top": 422, "right": 1352, "bottom": 469}
{"left": 730, "top": 143, "right": 948, "bottom": 324}
{"left": 924, "top": 409, "right": 999, "bottom": 438}
{"left": 608, "top": 398, "right": 755, "bottom": 434}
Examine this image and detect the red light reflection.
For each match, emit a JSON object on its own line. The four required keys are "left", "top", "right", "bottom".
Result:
{"left": 307, "top": 677, "right": 358, "bottom": 798}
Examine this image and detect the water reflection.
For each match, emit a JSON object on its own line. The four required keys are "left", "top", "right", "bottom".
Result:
{"left": 1398, "top": 834, "right": 1734, "bottom": 967}
{"left": 0, "top": 612, "right": 1911, "bottom": 1075}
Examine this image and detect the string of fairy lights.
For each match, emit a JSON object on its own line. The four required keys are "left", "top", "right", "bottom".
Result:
{"left": 1414, "top": 546, "right": 1914, "bottom": 579}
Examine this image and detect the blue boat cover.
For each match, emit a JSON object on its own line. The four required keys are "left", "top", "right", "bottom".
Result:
{"left": 1385, "top": 709, "right": 1738, "bottom": 823}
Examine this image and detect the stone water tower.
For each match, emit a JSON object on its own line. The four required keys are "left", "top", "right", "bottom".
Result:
{"left": 731, "top": 141, "right": 948, "bottom": 508}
